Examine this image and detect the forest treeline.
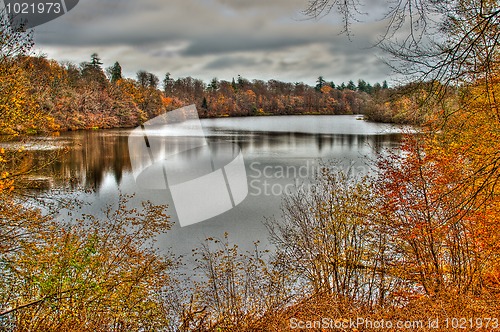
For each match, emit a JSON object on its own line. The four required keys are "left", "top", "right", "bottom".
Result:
{"left": 1, "top": 52, "right": 423, "bottom": 135}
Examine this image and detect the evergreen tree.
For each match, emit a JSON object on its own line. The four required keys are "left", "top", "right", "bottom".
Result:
{"left": 232, "top": 77, "right": 237, "bottom": 91}
{"left": 346, "top": 80, "right": 356, "bottom": 90}
{"left": 357, "top": 79, "right": 367, "bottom": 93}
{"left": 81, "top": 53, "right": 106, "bottom": 85}
{"left": 208, "top": 78, "right": 219, "bottom": 91}
{"left": 237, "top": 74, "right": 245, "bottom": 88}
{"left": 90, "top": 53, "right": 103, "bottom": 69}
{"left": 108, "top": 61, "right": 122, "bottom": 83}
{"left": 202, "top": 96, "right": 208, "bottom": 110}
{"left": 315, "top": 76, "right": 326, "bottom": 91}
{"left": 382, "top": 80, "right": 389, "bottom": 89}
{"left": 163, "top": 72, "right": 174, "bottom": 94}
{"left": 366, "top": 82, "right": 373, "bottom": 94}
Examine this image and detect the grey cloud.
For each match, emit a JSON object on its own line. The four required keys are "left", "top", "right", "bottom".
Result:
{"left": 182, "top": 36, "right": 313, "bottom": 56}
{"left": 213, "top": 0, "right": 305, "bottom": 12}
{"left": 36, "top": 0, "right": 343, "bottom": 48}
{"left": 204, "top": 56, "right": 272, "bottom": 70}
{"left": 33, "top": 0, "right": 396, "bottom": 85}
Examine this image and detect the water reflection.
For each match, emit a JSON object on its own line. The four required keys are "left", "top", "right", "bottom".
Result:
{"left": 229, "top": 131, "right": 401, "bottom": 157}
{"left": 45, "top": 131, "right": 133, "bottom": 190}
{"left": 5, "top": 116, "right": 405, "bottom": 256}
{"left": 14, "top": 129, "right": 402, "bottom": 192}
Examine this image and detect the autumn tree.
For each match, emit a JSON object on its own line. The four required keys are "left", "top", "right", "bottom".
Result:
{"left": 302, "top": 1, "right": 500, "bottom": 298}
{"left": 265, "top": 166, "right": 397, "bottom": 306}
{"left": 179, "top": 234, "right": 292, "bottom": 331}
{"left": 80, "top": 53, "right": 107, "bottom": 87}
{"left": 136, "top": 70, "right": 149, "bottom": 88}
{"left": 0, "top": 8, "right": 33, "bottom": 61}
{"left": 0, "top": 8, "right": 44, "bottom": 134}
{"left": 148, "top": 72, "right": 159, "bottom": 89}
{"left": 374, "top": 126, "right": 500, "bottom": 297}
{"left": 0, "top": 195, "right": 175, "bottom": 331}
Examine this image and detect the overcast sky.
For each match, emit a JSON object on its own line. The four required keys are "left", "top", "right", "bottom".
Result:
{"left": 32, "top": 0, "right": 394, "bottom": 86}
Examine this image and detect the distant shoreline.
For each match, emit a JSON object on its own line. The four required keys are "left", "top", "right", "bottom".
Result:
{"left": 59, "top": 113, "right": 372, "bottom": 133}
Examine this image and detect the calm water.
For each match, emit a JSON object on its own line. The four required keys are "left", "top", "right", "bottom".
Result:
{"left": 6, "top": 115, "right": 404, "bottom": 255}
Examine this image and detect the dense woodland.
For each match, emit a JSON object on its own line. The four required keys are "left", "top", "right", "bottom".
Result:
{"left": 3, "top": 0, "right": 500, "bottom": 331}
{"left": 0, "top": 51, "right": 410, "bottom": 135}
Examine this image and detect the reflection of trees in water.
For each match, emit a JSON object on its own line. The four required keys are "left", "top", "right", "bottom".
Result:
{"left": 19, "top": 130, "right": 401, "bottom": 191}
{"left": 63, "top": 132, "right": 131, "bottom": 189}
{"left": 225, "top": 131, "right": 402, "bottom": 155}
{"left": 25, "top": 131, "right": 132, "bottom": 190}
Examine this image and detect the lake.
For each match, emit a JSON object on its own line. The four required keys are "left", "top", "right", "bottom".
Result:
{"left": 5, "top": 115, "right": 404, "bottom": 256}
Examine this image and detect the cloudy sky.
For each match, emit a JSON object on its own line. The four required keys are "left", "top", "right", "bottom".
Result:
{"left": 32, "top": 0, "right": 393, "bottom": 86}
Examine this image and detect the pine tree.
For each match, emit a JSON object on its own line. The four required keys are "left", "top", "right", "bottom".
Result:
{"left": 81, "top": 53, "right": 106, "bottom": 85}
{"left": 163, "top": 73, "right": 174, "bottom": 94}
{"left": 232, "top": 77, "right": 237, "bottom": 91}
{"left": 357, "top": 79, "right": 367, "bottom": 93}
{"left": 237, "top": 74, "right": 245, "bottom": 88}
{"left": 208, "top": 78, "right": 219, "bottom": 91}
{"left": 346, "top": 80, "right": 356, "bottom": 90}
{"left": 366, "top": 83, "right": 373, "bottom": 94}
{"left": 90, "top": 53, "right": 103, "bottom": 69}
{"left": 315, "top": 76, "right": 326, "bottom": 91}
{"left": 108, "top": 61, "right": 122, "bottom": 83}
